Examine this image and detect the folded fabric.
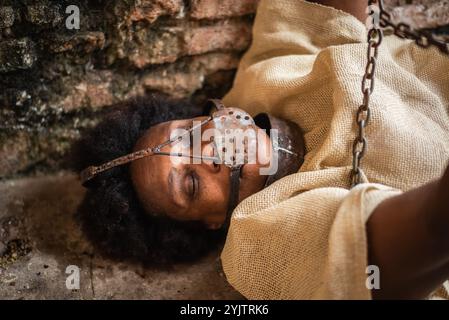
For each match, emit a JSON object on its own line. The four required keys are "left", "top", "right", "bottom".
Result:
{"left": 221, "top": 0, "right": 449, "bottom": 299}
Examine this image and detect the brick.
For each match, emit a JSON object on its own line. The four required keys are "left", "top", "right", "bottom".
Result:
{"left": 82, "top": 81, "right": 115, "bottom": 109}
{"left": 141, "top": 52, "right": 240, "bottom": 97}
{"left": 143, "top": 71, "right": 203, "bottom": 98}
{"left": 0, "top": 38, "right": 37, "bottom": 73}
{"left": 25, "top": 1, "right": 62, "bottom": 27}
{"left": 60, "top": 71, "right": 116, "bottom": 112}
{"left": 130, "top": 0, "right": 183, "bottom": 23}
{"left": 57, "top": 53, "right": 239, "bottom": 111}
{"left": 128, "top": 20, "right": 252, "bottom": 68}
{"left": 184, "top": 21, "right": 252, "bottom": 55}
{"left": 0, "top": 7, "right": 15, "bottom": 29}
{"left": 190, "top": 0, "right": 259, "bottom": 20}
{"left": 46, "top": 32, "right": 106, "bottom": 54}
{"left": 193, "top": 52, "right": 241, "bottom": 72}
{"left": 128, "top": 28, "right": 181, "bottom": 68}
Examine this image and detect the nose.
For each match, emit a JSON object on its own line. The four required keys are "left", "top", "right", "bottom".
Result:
{"left": 203, "top": 160, "right": 221, "bottom": 174}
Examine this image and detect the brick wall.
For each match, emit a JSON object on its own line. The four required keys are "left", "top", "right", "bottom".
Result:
{"left": 0, "top": 0, "right": 448, "bottom": 179}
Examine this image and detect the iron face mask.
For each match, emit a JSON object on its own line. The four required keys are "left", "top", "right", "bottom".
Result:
{"left": 80, "top": 99, "right": 302, "bottom": 230}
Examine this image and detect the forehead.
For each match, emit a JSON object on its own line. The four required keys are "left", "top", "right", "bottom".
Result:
{"left": 136, "top": 119, "right": 176, "bottom": 148}
{"left": 130, "top": 118, "right": 187, "bottom": 214}
{"left": 135, "top": 115, "right": 209, "bottom": 148}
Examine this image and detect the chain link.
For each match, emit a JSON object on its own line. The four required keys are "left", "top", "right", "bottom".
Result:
{"left": 379, "top": 8, "right": 449, "bottom": 55}
{"left": 351, "top": 0, "right": 383, "bottom": 187}
{"left": 351, "top": 0, "right": 449, "bottom": 187}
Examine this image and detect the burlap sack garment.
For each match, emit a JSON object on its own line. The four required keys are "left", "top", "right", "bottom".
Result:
{"left": 221, "top": 0, "right": 449, "bottom": 299}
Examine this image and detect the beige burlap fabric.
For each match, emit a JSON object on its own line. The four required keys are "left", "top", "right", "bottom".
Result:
{"left": 221, "top": 0, "right": 449, "bottom": 299}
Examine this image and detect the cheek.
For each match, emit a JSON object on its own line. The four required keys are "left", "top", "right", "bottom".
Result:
{"left": 239, "top": 164, "right": 267, "bottom": 197}
{"left": 243, "top": 163, "right": 264, "bottom": 182}
{"left": 197, "top": 181, "right": 229, "bottom": 225}
{"left": 194, "top": 169, "right": 230, "bottom": 214}
{"left": 201, "top": 175, "right": 229, "bottom": 203}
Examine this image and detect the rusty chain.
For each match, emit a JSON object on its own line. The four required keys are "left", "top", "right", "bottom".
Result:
{"left": 351, "top": 0, "right": 383, "bottom": 187}
{"left": 351, "top": 0, "right": 449, "bottom": 187}
{"left": 379, "top": 2, "right": 449, "bottom": 55}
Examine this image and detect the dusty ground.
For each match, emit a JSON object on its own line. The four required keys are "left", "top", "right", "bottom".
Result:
{"left": 0, "top": 173, "right": 243, "bottom": 300}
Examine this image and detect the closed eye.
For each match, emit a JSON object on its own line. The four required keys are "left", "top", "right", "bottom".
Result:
{"left": 186, "top": 170, "right": 199, "bottom": 200}
{"left": 190, "top": 172, "right": 195, "bottom": 197}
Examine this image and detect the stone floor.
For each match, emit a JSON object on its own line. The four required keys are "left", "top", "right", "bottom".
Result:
{"left": 0, "top": 173, "right": 243, "bottom": 300}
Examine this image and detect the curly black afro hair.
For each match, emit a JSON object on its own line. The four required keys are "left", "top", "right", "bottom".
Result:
{"left": 72, "top": 95, "right": 226, "bottom": 265}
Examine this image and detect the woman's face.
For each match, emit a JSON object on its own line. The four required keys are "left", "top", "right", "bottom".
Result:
{"left": 130, "top": 116, "right": 272, "bottom": 230}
